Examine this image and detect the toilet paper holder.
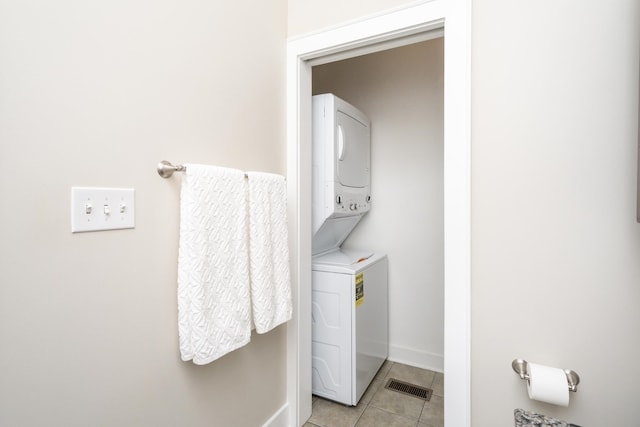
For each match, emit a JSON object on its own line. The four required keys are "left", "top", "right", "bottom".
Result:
{"left": 512, "top": 359, "right": 580, "bottom": 392}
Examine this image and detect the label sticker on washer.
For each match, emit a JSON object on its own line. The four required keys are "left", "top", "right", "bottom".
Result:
{"left": 355, "top": 273, "right": 364, "bottom": 307}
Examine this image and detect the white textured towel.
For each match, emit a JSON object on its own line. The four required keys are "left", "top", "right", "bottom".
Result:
{"left": 246, "top": 172, "right": 292, "bottom": 334}
{"left": 177, "top": 164, "right": 251, "bottom": 364}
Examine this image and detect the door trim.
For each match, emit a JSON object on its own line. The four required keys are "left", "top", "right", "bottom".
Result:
{"left": 286, "top": 1, "right": 471, "bottom": 425}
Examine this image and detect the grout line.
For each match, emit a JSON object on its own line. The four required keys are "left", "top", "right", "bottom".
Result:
{"left": 352, "top": 404, "right": 365, "bottom": 427}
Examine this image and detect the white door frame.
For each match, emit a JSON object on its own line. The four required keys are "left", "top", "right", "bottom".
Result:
{"left": 285, "top": 1, "right": 471, "bottom": 426}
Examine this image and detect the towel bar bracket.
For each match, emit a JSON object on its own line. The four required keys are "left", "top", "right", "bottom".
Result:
{"left": 157, "top": 160, "right": 185, "bottom": 178}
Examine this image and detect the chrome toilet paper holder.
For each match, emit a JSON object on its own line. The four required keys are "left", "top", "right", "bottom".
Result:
{"left": 512, "top": 359, "right": 580, "bottom": 392}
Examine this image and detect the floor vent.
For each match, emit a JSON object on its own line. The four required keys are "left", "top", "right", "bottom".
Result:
{"left": 385, "top": 378, "right": 433, "bottom": 401}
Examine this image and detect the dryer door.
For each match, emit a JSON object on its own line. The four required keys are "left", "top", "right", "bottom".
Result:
{"left": 336, "top": 111, "right": 370, "bottom": 188}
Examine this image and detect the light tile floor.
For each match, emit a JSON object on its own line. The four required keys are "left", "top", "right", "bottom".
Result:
{"left": 304, "top": 361, "right": 444, "bottom": 427}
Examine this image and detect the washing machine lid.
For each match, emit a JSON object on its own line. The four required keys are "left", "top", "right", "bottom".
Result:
{"left": 313, "top": 248, "right": 374, "bottom": 267}
{"left": 312, "top": 250, "right": 386, "bottom": 273}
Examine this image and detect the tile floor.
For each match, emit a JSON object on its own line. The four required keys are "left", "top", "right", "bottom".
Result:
{"left": 304, "top": 361, "right": 444, "bottom": 427}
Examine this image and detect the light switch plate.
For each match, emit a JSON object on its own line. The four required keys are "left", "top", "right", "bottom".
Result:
{"left": 71, "top": 187, "right": 135, "bottom": 233}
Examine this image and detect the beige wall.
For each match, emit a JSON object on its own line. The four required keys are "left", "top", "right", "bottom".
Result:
{"left": 472, "top": 0, "right": 640, "bottom": 425}
{"left": 288, "top": 0, "right": 410, "bottom": 37}
{"left": 0, "top": 1, "right": 287, "bottom": 426}
{"left": 291, "top": 0, "right": 640, "bottom": 425}
{"left": 312, "top": 39, "right": 445, "bottom": 371}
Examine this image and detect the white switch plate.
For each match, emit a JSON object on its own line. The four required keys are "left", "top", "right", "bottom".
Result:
{"left": 71, "top": 187, "right": 135, "bottom": 233}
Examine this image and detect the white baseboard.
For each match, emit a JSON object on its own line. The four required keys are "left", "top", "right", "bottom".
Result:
{"left": 388, "top": 344, "right": 444, "bottom": 373}
{"left": 262, "top": 403, "right": 289, "bottom": 427}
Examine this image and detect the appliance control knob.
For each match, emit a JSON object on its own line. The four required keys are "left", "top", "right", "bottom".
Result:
{"left": 366, "top": 194, "right": 371, "bottom": 203}
{"left": 336, "top": 195, "right": 342, "bottom": 205}
{"left": 349, "top": 203, "right": 357, "bottom": 211}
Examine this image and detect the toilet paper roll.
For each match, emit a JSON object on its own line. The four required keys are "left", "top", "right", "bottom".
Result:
{"left": 526, "top": 363, "right": 570, "bottom": 407}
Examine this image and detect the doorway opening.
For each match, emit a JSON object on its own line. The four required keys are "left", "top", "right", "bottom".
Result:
{"left": 286, "top": 2, "right": 471, "bottom": 426}
{"left": 312, "top": 37, "right": 445, "bottom": 374}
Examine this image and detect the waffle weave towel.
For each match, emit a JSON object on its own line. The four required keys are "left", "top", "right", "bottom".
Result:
{"left": 177, "top": 164, "right": 251, "bottom": 364}
{"left": 246, "top": 171, "right": 292, "bottom": 334}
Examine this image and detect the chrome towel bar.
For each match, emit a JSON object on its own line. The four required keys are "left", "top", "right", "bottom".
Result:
{"left": 157, "top": 160, "right": 270, "bottom": 180}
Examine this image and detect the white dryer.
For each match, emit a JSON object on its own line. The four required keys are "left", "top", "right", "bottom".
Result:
{"left": 311, "top": 94, "right": 388, "bottom": 406}
{"left": 312, "top": 93, "right": 371, "bottom": 255}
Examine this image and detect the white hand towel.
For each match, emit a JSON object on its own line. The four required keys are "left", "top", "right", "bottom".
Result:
{"left": 177, "top": 164, "right": 251, "bottom": 364}
{"left": 246, "top": 172, "right": 292, "bottom": 334}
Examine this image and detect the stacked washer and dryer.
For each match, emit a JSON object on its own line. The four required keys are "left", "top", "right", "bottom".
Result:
{"left": 311, "top": 94, "right": 389, "bottom": 406}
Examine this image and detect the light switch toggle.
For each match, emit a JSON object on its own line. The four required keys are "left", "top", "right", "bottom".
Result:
{"left": 119, "top": 203, "right": 126, "bottom": 213}
{"left": 85, "top": 203, "right": 93, "bottom": 215}
{"left": 103, "top": 204, "right": 110, "bottom": 215}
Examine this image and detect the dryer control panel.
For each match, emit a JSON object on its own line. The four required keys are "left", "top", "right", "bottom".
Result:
{"left": 331, "top": 188, "right": 370, "bottom": 214}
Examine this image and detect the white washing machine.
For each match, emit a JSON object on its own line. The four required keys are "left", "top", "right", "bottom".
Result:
{"left": 312, "top": 251, "right": 388, "bottom": 406}
{"left": 311, "top": 94, "right": 388, "bottom": 406}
